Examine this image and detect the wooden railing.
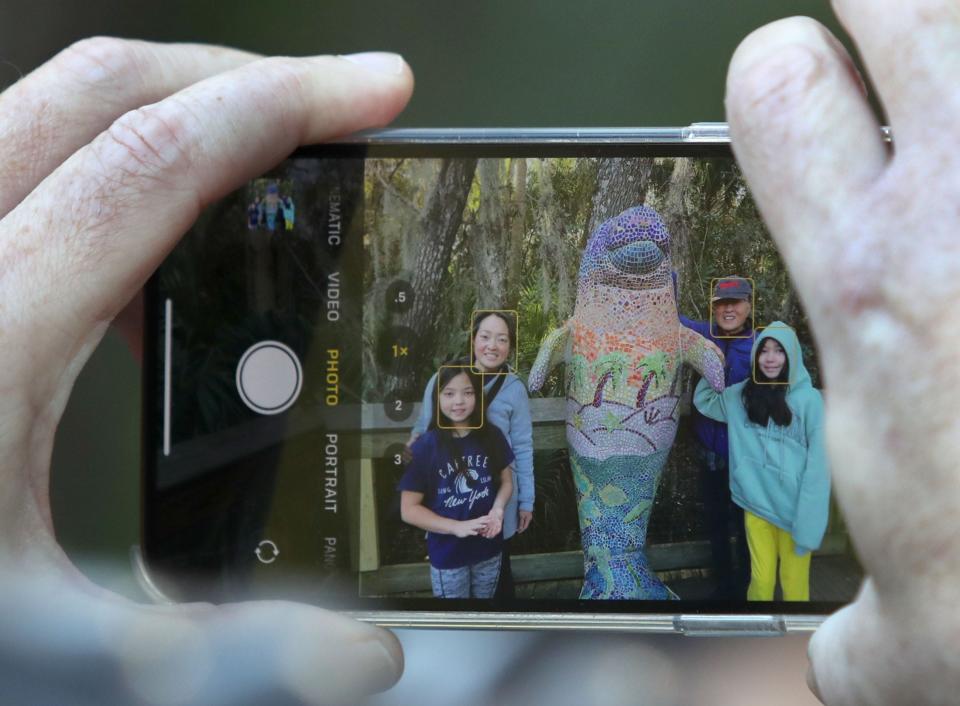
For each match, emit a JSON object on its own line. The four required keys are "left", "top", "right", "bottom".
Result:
{"left": 358, "top": 398, "right": 567, "bottom": 573}
{"left": 358, "top": 397, "right": 850, "bottom": 593}
{"left": 154, "top": 395, "right": 849, "bottom": 592}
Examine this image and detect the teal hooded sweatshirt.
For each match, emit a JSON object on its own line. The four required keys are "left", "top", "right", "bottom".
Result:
{"left": 694, "top": 322, "right": 830, "bottom": 554}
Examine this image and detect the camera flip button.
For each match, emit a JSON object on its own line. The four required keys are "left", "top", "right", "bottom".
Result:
{"left": 255, "top": 539, "right": 279, "bottom": 564}
{"left": 236, "top": 341, "right": 303, "bottom": 415}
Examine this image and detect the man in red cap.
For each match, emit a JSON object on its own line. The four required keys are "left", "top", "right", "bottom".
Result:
{"left": 680, "top": 276, "right": 755, "bottom": 599}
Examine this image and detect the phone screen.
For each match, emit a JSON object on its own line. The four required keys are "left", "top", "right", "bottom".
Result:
{"left": 144, "top": 141, "right": 858, "bottom": 616}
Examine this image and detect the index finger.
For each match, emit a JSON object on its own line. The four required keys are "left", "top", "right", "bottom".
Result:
{"left": 725, "top": 17, "right": 888, "bottom": 304}
{"left": 832, "top": 0, "right": 960, "bottom": 148}
{"left": 0, "top": 38, "right": 261, "bottom": 218}
{"left": 0, "top": 53, "right": 413, "bottom": 409}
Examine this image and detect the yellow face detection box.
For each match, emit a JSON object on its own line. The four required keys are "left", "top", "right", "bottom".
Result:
{"left": 436, "top": 364, "right": 486, "bottom": 430}
{"left": 469, "top": 309, "right": 519, "bottom": 375}
{"left": 752, "top": 323, "right": 798, "bottom": 386}
{"left": 708, "top": 276, "right": 756, "bottom": 340}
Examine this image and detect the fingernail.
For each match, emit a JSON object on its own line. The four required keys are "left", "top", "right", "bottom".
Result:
{"left": 279, "top": 626, "right": 403, "bottom": 702}
{"left": 341, "top": 52, "right": 405, "bottom": 75}
{"left": 363, "top": 632, "right": 404, "bottom": 693}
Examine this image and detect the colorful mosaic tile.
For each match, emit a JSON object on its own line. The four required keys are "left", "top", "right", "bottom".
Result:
{"left": 529, "top": 205, "right": 725, "bottom": 599}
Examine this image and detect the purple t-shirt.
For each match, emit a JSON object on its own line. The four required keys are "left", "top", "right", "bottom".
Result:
{"left": 399, "top": 427, "right": 515, "bottom": 569}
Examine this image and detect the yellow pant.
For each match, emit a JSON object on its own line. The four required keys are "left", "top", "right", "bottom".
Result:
{"left": 744, "top": 511, "right": 811, "bottom": 601}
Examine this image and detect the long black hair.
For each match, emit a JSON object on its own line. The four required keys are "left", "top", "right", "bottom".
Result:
{"left": 428, "top": 357, "right": 496, "bottom": 487}
{"left": 741, "top": 337, "right": 793, "bottom": 427}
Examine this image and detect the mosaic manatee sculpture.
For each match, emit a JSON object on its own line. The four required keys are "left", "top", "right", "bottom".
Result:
{"left": 528, "top": 205, "right": 724, "bottom": 599}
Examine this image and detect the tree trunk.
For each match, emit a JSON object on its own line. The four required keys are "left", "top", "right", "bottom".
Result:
{"left": 536, "top": 160, "right": 556, "bottom": 316}
{"left": 543, "top": 161, "right": 574, "bottom": 317}
{"left": 400, "top": 158, "right": 478, "bottom": 393}
{"left": 660, "top": 158, "right": 696, "bottom": 304}
{"left": 508, "top": 158, "right": 527, "bottom": 300}
{"left": 586, "top": 158, "right": 653, "bottom": 239}
{"left": 472, "top": 159, "right": 509, "bottom": 309}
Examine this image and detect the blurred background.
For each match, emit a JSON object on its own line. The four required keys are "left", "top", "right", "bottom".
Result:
{"left": 2, "top": 2, "right": 858, "bottom": 704}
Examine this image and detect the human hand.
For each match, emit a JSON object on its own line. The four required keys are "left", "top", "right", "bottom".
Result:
{"left": 0, "top": 37, "right": 413, "bottom": 704}
{"left": 454, "top": 517, "right": 490, "bottom": 538}
{"left": 517, "top": 509, "right": 533, "bottom": 533}
{"left": 726, "top": 3, "right": 960, "bottom": 703}
{"left": 480, "top": 507, "right": 504, "bottom": 539}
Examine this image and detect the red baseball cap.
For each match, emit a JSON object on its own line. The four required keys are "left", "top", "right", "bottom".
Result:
{"left": 711, "top": 277, "right": 752, "bottom": 302}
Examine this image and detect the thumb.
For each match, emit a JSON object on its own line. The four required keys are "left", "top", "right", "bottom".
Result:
{"left": 807, "top": 579, "right": 955, "bottom": 705}
{"left": 2, "top": 576, "right": 403, "bottom": 706}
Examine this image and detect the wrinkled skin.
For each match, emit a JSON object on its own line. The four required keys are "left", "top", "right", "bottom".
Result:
{"left": 726, "top": 2, "right": 960, "bottom": 703}
{"left": 0, "top": 38, "right": 414, "bottom": 704}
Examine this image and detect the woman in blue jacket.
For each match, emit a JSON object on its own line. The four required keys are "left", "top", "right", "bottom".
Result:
{"left": 693, "top": 322, "right": 830, "bottom": 601}
{"left": 407, "top": 311, "right": 534, "bottom": 597}
{"left": 680, "top": 275, "right": 756, "bottom": 599}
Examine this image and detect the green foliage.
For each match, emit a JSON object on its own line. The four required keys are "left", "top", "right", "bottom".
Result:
{"left": 362, "top": 156, "right": 821, "bottom": 399}
{"left": 363, "top": 155, "right": 826, "bottom": 560}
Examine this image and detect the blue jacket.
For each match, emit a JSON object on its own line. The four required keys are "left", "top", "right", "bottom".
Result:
{"left": 693, "top": 323, "right": 831, "bottom": 553}
{"left": 412, "top": 372, "right": 534, "bottom": 540}
{"left": 680, "top": 315, "right": 755, "bottom": 458}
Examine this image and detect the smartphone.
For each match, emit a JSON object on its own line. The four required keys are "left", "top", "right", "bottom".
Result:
{"left": 140, "top": 126, "right": 858, "bottom": 634}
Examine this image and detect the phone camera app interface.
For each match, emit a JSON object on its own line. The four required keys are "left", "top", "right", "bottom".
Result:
{"left": 149, "top": 151, "right": 857, "bottom": 611}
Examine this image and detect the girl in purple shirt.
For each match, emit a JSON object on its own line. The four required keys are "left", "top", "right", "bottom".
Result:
{"left": 399, "top": 362, "right": 514, "bottom": 598}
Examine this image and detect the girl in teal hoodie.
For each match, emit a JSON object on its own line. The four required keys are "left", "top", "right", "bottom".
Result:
{"left": 694, "top": 322, "right": 830, "bottom": 601}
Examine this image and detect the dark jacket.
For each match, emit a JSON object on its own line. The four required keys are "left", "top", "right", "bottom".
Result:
{"left": 679, "top": 315, "right": 755, "bottom": 459}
